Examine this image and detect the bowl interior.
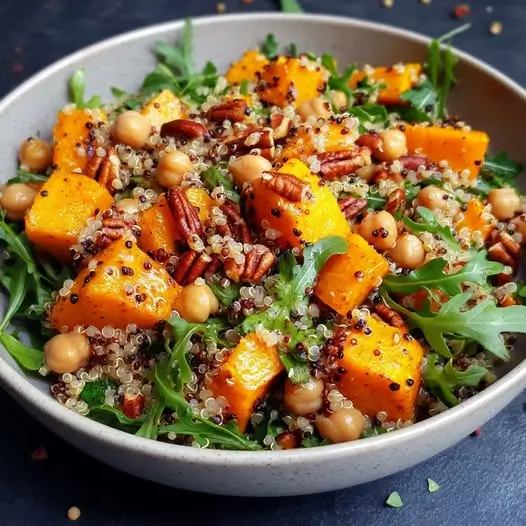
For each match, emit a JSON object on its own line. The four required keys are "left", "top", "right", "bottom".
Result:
{"left": 0, "top": 13, "right": 524, "bottom": 431}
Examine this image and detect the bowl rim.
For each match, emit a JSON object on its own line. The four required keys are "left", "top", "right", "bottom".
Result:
{"left": 0, "top": 11, "right": 525, "bottom": 466}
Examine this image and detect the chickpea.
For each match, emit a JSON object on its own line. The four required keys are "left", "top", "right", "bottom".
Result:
{"left": 44, "top": 332, "right": 90, "bottom": 374}
{"left": 387, "top": 234, "right": 425, "bottom": 269}
{"left": 315, "top": 407, "right": 365, "bottom": 444}
{"left": 416, "top": 185, "right": 451, "bottom": 212}
{"left": 113, "top": 110, "right": 150, "bottom": 150}
{"left": 511, "top": 214, "right": 526, "bottom": 245}
{"left": 355, "top": 164, "right": 377, "bottom": 183}
{"left": 174, "top": 283, "right": 219, "bottom": 323}
{"left": 284, "top": 377, "right": 324, "bottom": 416}
{"left": 116, "top": 198, "right": 140, "bottom": 215}
{"left": 374, "top": 129, "right": 408, "bottom": 162}
{"left": 0, "top": 183, "right": 38, "bottom": 221}
{"left": 356, "top": 211, "right": 398, "bottom": 251}
{"left": 297, "top": 97, "right": 332, "bottom": 121}
{"left": 156, "top": 150, "right": 194, "bottom": 188}
{"left": 228, "top": 154, "right": 272, "bottom": 188}
{"left": 488, "top": 187, "right": 520, "bottom": 221}
{"left": 331, "top": 90, "right": 348, "bottom": 111}
{"left": 18, "top": 136, "right": 53, "bottom": 173}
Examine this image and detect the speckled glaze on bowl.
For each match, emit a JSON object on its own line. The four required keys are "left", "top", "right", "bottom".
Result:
{"left": 0, "top": 13, "right": 524, "bottom": 497}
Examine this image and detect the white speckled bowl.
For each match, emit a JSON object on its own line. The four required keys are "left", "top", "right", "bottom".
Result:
{"left": 0, "top": 13, "right": 524, "bottom": 497}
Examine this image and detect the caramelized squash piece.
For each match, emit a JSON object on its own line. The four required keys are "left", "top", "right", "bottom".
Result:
{"left": 315, "top": 232, "right": 389, "bottom": 316}
{"left": 184, "top": 187, "right": 215, "bottom": 224}
{"left": 349, "top": 64, "right": 422, "bottom": 105}
{"left": 50, "top": 239, "right": 181, "bottom": 330}
{"left": 25, "top": 169, "right": 113, "bottom": 262}
{"left": 208, "top": 333, "right": 283, "bottom": 432}
{"left": 403, "top": 124, "right": 489, "bottom": 178}
{"left": 138, "top": 196, "right": 179, "bottom": 257}
{"left": 336, "top": 316, "right": 424, "bottom": 421}
{"left": 53, "top": 108, "right": 107, "bottom": 173}
{"left": 258, "top": 56, "right": 328, "bottom": 108}
{"left": 225, "top": 50, "right": 270, "bottom": 84}
{"left": 141, "top": 89, "right": 182, "bottom": 131}
{"left": 455, "top": 199, "right": 493, "bottom": 241}
{"left": 246, "top": 159, "right": 349, "bottom": 249}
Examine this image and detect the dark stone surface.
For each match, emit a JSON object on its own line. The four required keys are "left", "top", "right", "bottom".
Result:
{"left": 0, "top": 0, "right": 524, "bottom": 524}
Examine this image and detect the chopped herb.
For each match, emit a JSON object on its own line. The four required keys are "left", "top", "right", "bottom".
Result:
{"left": 289, "top": 42, "right": 298, "bottom": 57}
{"left": 89, "top": 404, "right": 147, "bottom": 430}
{"left": 201, "top": 165, "right": 240, "bottom": 204}
{"left": 427, "top": 478, "right": 441, "bottom": 493}
{"left": 239, "top": 79, "right": 250, "bottom": 96}
{"left": 321, "top": 54, "right": 356, "bottom": 102}
{"left": 8, "top": 169, "right": 48, "bottom": 185}
{"left": 477, "top": 151, "right": 524, "bottom": 192}
{"left": 135, "top": 398, "right": 165, "bottom": 439}
{"left": 278, "top": 350, "right": 310, "bottom": 384}
{"left": 385, "top": 491, "right": 403, "bottom": 508}
{"left": 68, "top": 68, "right": 102, "bottom": 109}
{"left": 79, "top": 379, "right": 117, "bottom": 408}
{"left": 280, "top": 0, "right": 304, "bottom": 12}
{"left": 347, "top": 104, "right": 389, "bottom": 126}
{"left": 208, "top": 278, "right": 241, "bottom": 308}
{"left": 261, "top": 33, "right": 279, "bottom": 59}
{"left": 361, "top": 426, "right": 388, "bottom": 438}
{"left": 0, "top": 332, "right": 43, "bottom": 371}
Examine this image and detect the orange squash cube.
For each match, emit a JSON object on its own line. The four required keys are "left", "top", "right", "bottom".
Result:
{"left": 138, "top": 196, "right": 179, "bottom": 257}
{"left": 25, "top": 169, "right": 113, "bottom": 262}
{"left": 225, "top": 50, "right": 270, "bottom": 85}
{"left": 245, "top": 159, "right": 349, "bottom": 249}
{"left": 336, "top": 316, "right": 424, "bottom": 421}
{"left": 50, "top": 239, "right": 181, "bottom": 331}
{"left": 184, "top": 187, "right": 215, "bottom": 224}
{"left": 315, "top": 232, "right": 389, "bottom": 316}
{"left": 350, "top": 64, "right": 422, "bottom": 105}
{"left": 208, "top": 333, "right": 283, "bottom": 432}
{"left": 141, "top": 89, "right": 182, "bottom": 131}
{"left": 455, "top": 199, "right": 493, "bottom": 241}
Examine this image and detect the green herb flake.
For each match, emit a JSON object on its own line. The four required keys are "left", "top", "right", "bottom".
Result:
{"left": 280, "top": 0, "right": 304, "bottom": 12}
{"left": 385, "top": 491, "right": 403, "bottom": 508}
{"left": 261, "top": 33, "right": 279, "bottom": 59}
{"left": 427, "top": 478, "right": 441, "bottom": 493}
{"left": 278, "top": 350, "right": 310, "bottom": 384}
{"left": 79, "top": 379, "right": 117, "bottom": 408}
{"left": 68, "top": 68, "right": 101, "bottom": 109}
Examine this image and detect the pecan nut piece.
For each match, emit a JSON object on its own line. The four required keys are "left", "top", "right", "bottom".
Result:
{"left": 338, "top": 196, "right": 368, "bottom": 220}
{"left": 84, "top": 146, "right": 121, "bottom": 194}
{"left": 216, "top": 200, "right": 252, "bottom": 244}
{"left": 356, "top": 131, "right": 382, "bottom": 151}
{"left": 261, "top": 171, "right": 312, "bottom": 202}
{"left": 398, "top": 154, "right": 430, "bottom": 171}
{"left": 167, "top": 188, "right": 203, "bottom": 245}
{"left": 487, "top": 231, "right": 521, "bottom": 273}
{"left": 385, "top": 188, "right": 406, "bottom": 217}
{"left": 224, "top": 244, "right": 275, "bottom": 283}
{"left": 487, "top": 242, "right": 516, "bottom": 268}
{"left": 374, "top": 303, "right": 407, "bottom": 329}
{"left": 206, "top": 99, "right": 248, "bottom": 123}
{"left": 173, "top": 250, "right": 221, "bottom": 285}
{"left": 160, "top": 119, "right": 209, "bottom": 139}
{"left": 222, "top": 126, "right": 275, "bottom": 160}
{"left": 269, "top": 114, "right": 292, "bottom": 140}
{"left": 317, "top": 148, "right": 372, "bottom": 180}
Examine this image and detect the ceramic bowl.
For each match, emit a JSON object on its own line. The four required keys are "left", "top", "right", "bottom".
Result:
{"left": 0, "top": 13, "right": 524, "bottom": 497}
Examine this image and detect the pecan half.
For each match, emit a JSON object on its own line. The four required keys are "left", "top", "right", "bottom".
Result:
{"left": 85, "top": 145, "right": 121, "bottom": 194}
{"left": 356, "top": 131, "right": 382, "bottom": 151}
{"left": 488, "top": 242, "right": 516, "bottom": 267}
{"left": 173, "top": 250, "right": 221, "bottom": 285}
{"left": 270, "top": 114, "right": 292, "bottom": 140}
{"left": 487, "top": 231, "right": 521, "bottom": 273}
{"left": 224, "top": 244, "right": 275, "bottom": 283}
{"left": 398, "top": 154, "right": 430, "bottom": 171}
{"left": 318, "top": 148, "right": 371, "bottom": 180}
{"left": 222, "top": 126, "right": 275, "bottom": 160}
{"left": 206, "top": 99, "right": 248, "bottom": 123}
{"left": 216, "top": 200, "right": 252, "bottom": 244}
{"left": 374, "top": 303, "right": 407, "bottom": 330}
{"left": 160, "top": 119, "right": 209, "bottom": 139}
{"left": 385, "top": 188, "right": 406, "bottom": 216}
{"left": 167, "top": 188, "right": 203, "bottom": 245}
{"left": 338, "top": 196, "right": 368, "bottom": 220}
{"left": 261, "top": 171, "right": 312, "bottom": 202}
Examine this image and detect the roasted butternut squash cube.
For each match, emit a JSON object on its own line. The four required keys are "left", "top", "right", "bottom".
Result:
{"left": 336, "top": 316, "right": 424, "bottom": 421}
{"left": 184, "top": 187, "right": 215, "bottom": 224}
{"left": 141, "top": 89, "right": 182, "bottom": 131}
{"left": 258, "top": 56, "right": 328, "bottom": 108}
{"left": 246, "top": 159, "right": 349, "bottom": 249}
{"left": 403, "top": 124, "right": 489, "bottom": 179}
{"left": 455, "top": 199, "right": 493, "bottom": 241}
{"left": 208, "top": 333, "right": 283, "bottom": 432}
{"left": 350, "top": 64, "right": 422, "bottom": 105}
{"left": 53, "top": 107, "right": 107, "bottom": 173}
{"left": 138, "top": 196, "right": 179, "bottom": 257}
{"left": 315, "top": 232, "right": 389, "bottom": 316}
{"left": 225, "top": 50, "right": 269, "bottom": 84}
{"left": 50, "top": 239, "right": 181, "bottom": 330}
{"left": 25, "top": 170, "right": 113, "bottom": 262}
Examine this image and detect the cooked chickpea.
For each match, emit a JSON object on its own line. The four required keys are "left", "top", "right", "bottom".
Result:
{"left": 297, "top": 97, "right": 332, "bottom": 121}
{"left": 156, "top": 150, "right": 194, "bottom": 188}
{"left": 511, "top": 214, "right": 526, "bottom": 244}
{"left": 331, "top": 90, "right": 348, "bottom": 111}
{"left": 356, "top": 211, "right": 398, "bottom": 251}
{"left": 113, "top": 110, "right": 150, "bottom": 150}
{"left": 284, "top": 376, "right": 324, "bottom": 416}
{"left": 416, "top": 185, "right": 451, "bottom": 212}
{"left": 374, "top": 129, "right": 408, "bottom": 162}
{"left": 315, "top": 407, "right": 365, "bottom": 444}
{"left": 228, "top": 154, "right": 272, "bottom": 188}
{"left": 387, "top": 234, "right": 425, "bottom": 269}
{"left": 44, "top": 332, "right": 90, "bottom": 374}
{"left": 174, "top": 283, "right": 219, "bottom": 323}
{"left": 488, "top": 187, "right": 520, "bottom": 221}
{"left": 18, "top": 136, "right": 53, "bottom": 172}
{"left": 0, "top": 183, "right": 38, "bottom": 221}
{"left": 116, "top": 198, "right": 140, "bottom": 215}
{"left": 355, "top": 164, "right": 377, "bottom": 183}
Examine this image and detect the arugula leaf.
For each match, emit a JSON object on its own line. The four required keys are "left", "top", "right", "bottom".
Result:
{"left": 79, "top": 378, "right": 117, "bottom": 408}
{"left": 424, "top": 353, "right": 488, "bottom": 406}
{"left": 110, "top": 87, "right": 143, "bottom": 111}
{"left": 361, "top": 426, "right": 388, "bottom": 438}
{"left": 347, "top": 104, "right": 389, "bottom": 126}
{"left": 136, "top": 398, "right": 165, "bottom": 439}
{"left": 477, "top": 151, "right": 525, "bottom": 193}
{"left": 366, "top": 194, "right": 387, "bottom": 210}
{"left": 289, "top": 42, "right": 298, "bottom": 57}
{"left": 201, "top": 165, "right": 240, "bottom": 203}
{"left": 0, "top": 265, "right": 28, "bottom": 331}
{"left": 399, "top": 78, "right": 437, "bottom": 115}
{"left": 0, "top": 332, "right": 43, "bottom": 370}
{"left": 208, "top": 277, "right": 241, "bottom": 308}
{"left": 89, "top": 404, "right": 147, "bottom": 429}
{"left": 403, "top": 207, "right": 460, "bottom": 252}
{"left": 280, "top": 0, "right": 304, "bottom": 12}
{"left": 261, "top": 33, "right": 279, "bottom": 59}
{"left": 383, "top": 250, "right": 503, "bottom": 295}
{"left": 321, "top": 54, "right": 356, "bottom": 101}
{"left": 437, "top": 45, "right": 457, "bottom": 120}
{"left": 382, "top": 290, "right": 526, "bottom": 360}
{"left": 8, "top": 169, "right": 48, "bottom": 184}
{"left": 278, "top": 350, "right": 310, "bottom": 384}
{"left": 68, "top": 68, "right": 101, "bottom": 109}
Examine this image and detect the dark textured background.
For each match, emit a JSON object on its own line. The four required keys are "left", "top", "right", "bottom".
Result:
{"left": 0, "top": 0, "right": 525, "bottom": 524}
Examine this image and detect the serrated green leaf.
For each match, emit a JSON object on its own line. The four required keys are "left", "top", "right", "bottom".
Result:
{"left": 261, "top": 33, "right": 279, "bottom": 59}
{"left": 278, "top": 350, "right": 310, "bottom": 384}
{"left": 0, "top": 332, "right": 43, "bottom": 370}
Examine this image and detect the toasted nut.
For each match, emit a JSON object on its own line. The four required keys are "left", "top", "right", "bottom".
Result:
{"left": 262, "top": 171, "right": 312, "bottom": 202}
{"left": 269, "top": 114, "right": 291, "bottom": 140}
{"left": 123, "top": 391, "right": 145, "bottom": 418}
{"left": 385, "top": 188, "right": 406, "bottom": 217}
{"left": 511, "top": 214, "right": 526, "bottom": 245}
{"left": 160, "top": 119, "right": 208, "bottom": 139}
{"left": 173, "top": 250, "right": 220, "bottom": 285}
{"left": 338, "top": 196, "right": 368, "bottom": 220}
{"left": 222, "top": 127, "right": 275, "bottom": 160}
{"left": 216, "top": 200, "right": 251, "bottom": 244}
{"left": 166, "top": 187, "right": 203, "bottom": 245}
{"left": 374, "top": 303, "right": 407, "bottom": 329}
{"left": 318, "top": 148, "right": 372, "bottom": 180}
{"left": 206, "top": 99, "right": 248, "bottom": 123}
{"left": 224, "top": 244, "right": 275, "bottom": 283}
{"left": 487, "top": 242, "right": 516, "bottom": 267}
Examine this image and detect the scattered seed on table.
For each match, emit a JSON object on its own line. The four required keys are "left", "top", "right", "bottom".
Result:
{"left": 420, "top": 0, "right": 431, "bottom": 4}
{"left": 217, "top": 2, "right": 226, "bottom": 12}
{"left": 29, "top": 445, "right": 48, "bottom": 461}
{"left": 382, "top": 0, "right": 394, "bottom": 7}
{"left": 489, "top": 21, "right": 502, "bottom": 35}
{"left": 453, "top": 4, "right": 471, "bottom": 18}
{"left": 67, "top": 506, "right": 81, "bottom": 521}
{"left": 427, "top": 478, "right": 440, "bottom": 493}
